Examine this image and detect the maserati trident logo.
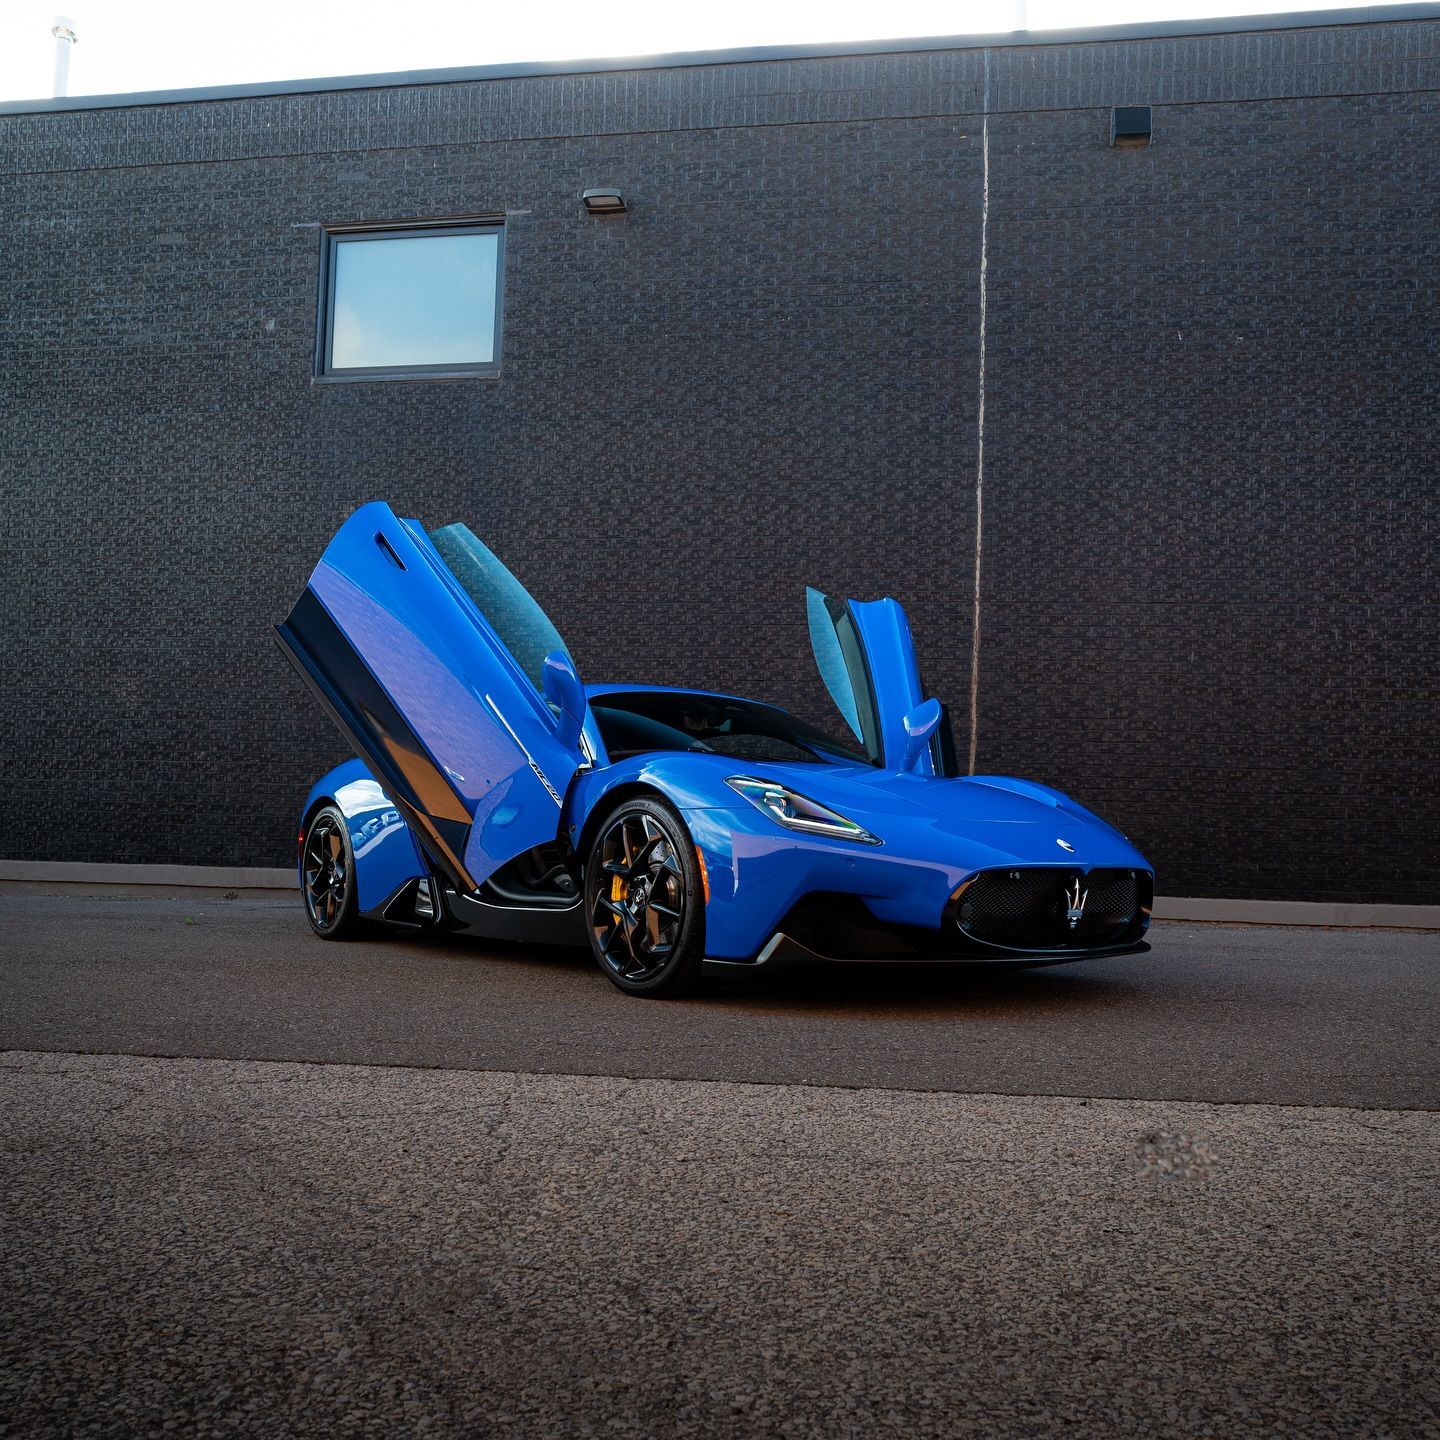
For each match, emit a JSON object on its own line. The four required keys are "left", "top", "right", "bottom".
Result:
{"left": 1064, "top": 877, "right": 1088, "bottom": 930}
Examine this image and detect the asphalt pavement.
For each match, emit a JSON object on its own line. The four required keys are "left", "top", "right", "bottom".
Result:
{"left": 0, "top": 890, "right": 1436, "bottom": 1108}
{"left": 2, "top": 889, "right": 1437, "bottom": 1438}
{"left": 4, "top": 1051, "right": 1438, "bottom": 1439}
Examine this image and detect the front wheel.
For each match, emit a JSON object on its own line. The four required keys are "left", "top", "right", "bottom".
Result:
{"left": 584, "top": 797, "right": 705, "bottom": 998}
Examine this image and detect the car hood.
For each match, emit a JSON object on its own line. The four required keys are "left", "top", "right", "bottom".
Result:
{"left": 710, "top": 758, "right": 1150, "bottom": 871}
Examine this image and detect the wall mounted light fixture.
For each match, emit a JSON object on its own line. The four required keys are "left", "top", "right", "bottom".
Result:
{"left": 582, "top": 188, "right": 627, "bottom": 215}
{"left": 1111, "top": 106, "right": 1152, "bottom": 148}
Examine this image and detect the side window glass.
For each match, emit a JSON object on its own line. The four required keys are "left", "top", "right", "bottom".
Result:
{"left": 806, "top": 587, "right": 881, "bottom": 764}
{"left": 429, "top": 524, "right": 570, "bottom": 698}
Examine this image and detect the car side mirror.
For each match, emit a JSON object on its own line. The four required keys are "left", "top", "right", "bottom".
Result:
{"left": 902, "top": 697, "right": 943, "bottom": 772}
{"left": 542, "top": 650, "right": 587, "bottom": 752}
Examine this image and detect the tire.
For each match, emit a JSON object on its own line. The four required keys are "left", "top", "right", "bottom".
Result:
{"left": 583, "top": 796, "right": 705, "bottom": 998}
{"left": 300, "top": 805, "right": 365, "bottom": 940}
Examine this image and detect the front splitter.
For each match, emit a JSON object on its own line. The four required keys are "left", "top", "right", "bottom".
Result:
{"left": 701, "top": 934, "right": 1151, "bottom": 976}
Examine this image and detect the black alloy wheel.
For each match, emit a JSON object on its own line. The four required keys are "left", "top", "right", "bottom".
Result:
{"left": 302, "top": 805, "right": 362, "bottom": 939}
{"left": 585, "top": 796, "right": 705, "bottom": 997}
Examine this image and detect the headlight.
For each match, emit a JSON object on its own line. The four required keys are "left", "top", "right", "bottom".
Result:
{"left": 725, "top": 776, "right": 881, "bottom": 845}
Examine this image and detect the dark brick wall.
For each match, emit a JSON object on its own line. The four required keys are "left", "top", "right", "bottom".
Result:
{"left": 2, "top": 17, "right": 1436, "bottom": 902}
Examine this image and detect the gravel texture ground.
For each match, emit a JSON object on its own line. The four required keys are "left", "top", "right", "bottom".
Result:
{"left": 2, "top": 1050, "right": 1437, "bottom": 1439}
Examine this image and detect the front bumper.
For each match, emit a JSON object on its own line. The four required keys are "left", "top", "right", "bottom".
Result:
{"left": 683, "top": 802, "right": 1154, "bottom": 962}
{"left": 693, "top": 862, "right": 1152, "bottom": 974}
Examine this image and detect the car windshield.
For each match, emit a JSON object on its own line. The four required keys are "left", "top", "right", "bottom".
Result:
{"left": 591, "top": 691, "right": 871, "bottom": 766}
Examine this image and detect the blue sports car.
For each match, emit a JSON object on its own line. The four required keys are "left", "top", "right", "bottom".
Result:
{"left": 276, "top": 502, "right": 1154, "bottom": 997}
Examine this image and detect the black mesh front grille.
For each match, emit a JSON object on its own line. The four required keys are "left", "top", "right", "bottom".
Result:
{"left": 953, "top": 868, "right": 1150, "bottom": 951}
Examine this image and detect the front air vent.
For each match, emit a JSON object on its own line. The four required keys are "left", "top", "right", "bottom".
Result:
{"left": 951, "top": 868, "right": 1150, "bottom": 950}
{"left": 381, "top": 876, "right": 442, "bottom": 928}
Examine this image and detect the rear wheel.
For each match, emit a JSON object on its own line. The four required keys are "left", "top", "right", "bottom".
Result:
{"left": 584, "top": 797, "right": 704, "bottom": 997}
{"left": 301, "top": 806, "right": 363, "bottom": 940}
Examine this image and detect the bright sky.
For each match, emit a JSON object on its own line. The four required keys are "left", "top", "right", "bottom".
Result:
{"left": 0, "top": 0, "right": 1398, "bottom": 104}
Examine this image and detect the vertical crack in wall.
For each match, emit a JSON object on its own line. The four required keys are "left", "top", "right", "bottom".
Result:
{"left": 968, "top": 49, "right": 991, "bottom": 776}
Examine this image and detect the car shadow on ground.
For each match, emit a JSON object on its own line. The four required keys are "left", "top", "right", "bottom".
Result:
{"left": 411, "top": 929, "right": 1152, "bottom": 1021}
{"left": 701, "top": 959, "right": 1150, "bottom": 1018}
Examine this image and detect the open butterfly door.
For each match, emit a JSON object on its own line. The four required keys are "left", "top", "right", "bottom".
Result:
{"left": 276, "top": 502, "right": 588, "bottom": 892}
{"left": 805, "top": 587, "right": 948, "bottom": 776}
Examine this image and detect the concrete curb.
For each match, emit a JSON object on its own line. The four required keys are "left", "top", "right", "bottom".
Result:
{"left": 1150, "top": 895, "right": 1440, "bottom": 930}
{"left": 0, "top": 861, "right": 295, "bottom": 890}
{"left": 2, "top": 860, "right": 1436, "bottom": 929}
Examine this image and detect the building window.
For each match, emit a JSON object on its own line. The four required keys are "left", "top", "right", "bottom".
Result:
{"left": 318, "top": 220, "right": 504, "bottom": 380}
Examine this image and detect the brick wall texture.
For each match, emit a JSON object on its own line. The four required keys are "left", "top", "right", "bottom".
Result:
{"left": 2, "top": 16, "right": 1437, "bottom": 903}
